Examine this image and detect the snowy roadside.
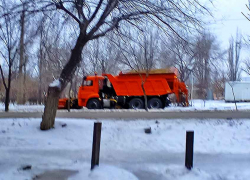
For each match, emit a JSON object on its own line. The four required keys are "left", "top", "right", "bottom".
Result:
{"left": 1, "top": 118, "right": 250, "bottom": 180}
{"left": 0, "top": 99, "right": 249, "bottom": 112}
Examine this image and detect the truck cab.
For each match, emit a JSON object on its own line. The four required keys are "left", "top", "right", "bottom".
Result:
{"left": 78, "top": 75, "right": 105, "bottom": 109}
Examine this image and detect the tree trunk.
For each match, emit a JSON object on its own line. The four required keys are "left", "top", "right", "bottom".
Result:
{"left": 38, "top": 29, "right": 44, "bottom": 105}
{"left": 141, "top": 83, "right": 148, "bottom": 111}
{"left": 5, "top": 66, "right": 12, "bottom": 112}
{"left": 17, "top": 9, "right": 25, "bottom": 104}
{"left": 68, "top": 81, "right": 72, "bottom": 112}
{"left": 40, "top": 86, "right": 60, "bottom": 130}
{"left": 229, "top": 83, "right": 238, "bottom": 111}
{"left": 38, "top": 62, "right": 42, "bottom": 104}
{"left": 40, "top": 32, "right": 88, "bottom": 130}
{"left": 5, "top": 87, "right": 10, "bottom": 112}
{"left": 23, "top": 56, "right": 27, "bottom": 103}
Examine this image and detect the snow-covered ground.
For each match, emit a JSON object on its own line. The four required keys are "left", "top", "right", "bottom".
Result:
{"left": 1, "top": 118, "right": 250, "bottom": 180}
{"left": 1, "top": 99, "right": 250, "bottom": 112}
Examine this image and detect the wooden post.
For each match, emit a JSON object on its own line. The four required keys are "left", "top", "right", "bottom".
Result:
{"left": 185, "top": 131, "right": 194, "bottom": 170}
{"left": 91, "top": 122, "right": 102, "bottom": 170}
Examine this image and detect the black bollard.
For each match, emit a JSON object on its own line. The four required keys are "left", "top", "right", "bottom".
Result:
{"left": 185, "top": 131, "right": 194, "bottom": 170}
{"left": 91, "top": 122, "right": 102, "bottom": 170}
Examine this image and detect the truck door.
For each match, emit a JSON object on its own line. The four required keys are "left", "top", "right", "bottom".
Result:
{"left": 78, "top": 79, "right": 96, "bottom": 106}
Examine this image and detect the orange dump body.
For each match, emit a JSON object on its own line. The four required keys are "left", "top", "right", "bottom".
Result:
{"left": 104, "top": 73, "right": 188, "bottom": 103}
{"left": 105, "top": 73, "right": 173, "bottom": 96}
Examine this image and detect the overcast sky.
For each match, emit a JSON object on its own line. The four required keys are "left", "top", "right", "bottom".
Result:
{"left": 208, "top": 0, "right": 249, "bottom": 47}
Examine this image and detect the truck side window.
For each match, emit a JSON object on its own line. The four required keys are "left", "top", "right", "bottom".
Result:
{"left": 84, "top": 80, "right": 93, "bottom": 86}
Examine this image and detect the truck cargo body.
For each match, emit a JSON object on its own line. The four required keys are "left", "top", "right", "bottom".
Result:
{"left": 58, "top": 72, "right": 189, "bottom": 109}
{"left": 225, "top": 81, "right": 250, "bottom": 102}
{"left": 105, "top": 73, "right": 172, "bottom": 96}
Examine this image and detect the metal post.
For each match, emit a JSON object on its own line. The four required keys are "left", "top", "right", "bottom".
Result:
{"left": 185, "top": 131, "right": 194, "bottom": 170}
{"left": 191, "top": 72, "right": 194, "bottom": 106}
{"left": 91, "top": 122, "right": 102, "bottom": 170}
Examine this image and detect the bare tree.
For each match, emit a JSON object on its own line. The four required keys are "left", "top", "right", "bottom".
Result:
{"left": 212, "top": 70, "right": 226, "bottom": 99}
{"left": 0, "top": 0, "right": 19, "bottom": 111}
{"left": 161, "top": 34, "right": 197, "bottom": 82}
{"left": 36, "top": 14, "right": 73, "bottom": 104}
{"left": 227, "top": 30, "right": 242, "bottom": 81}
{"left": 98, "top": 36, "right": 122, "bottom": 74}
{"left": 193, "top": 31, "right": 223, "bottom": 99}
{"left": 242, "top": 58, "right": 250, "bottom": 75}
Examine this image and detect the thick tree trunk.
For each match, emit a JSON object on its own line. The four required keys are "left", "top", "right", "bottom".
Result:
{"left": 40, "top": 86, "right": 60, "bottom": 130}
{"left": 40, "top": 32, "right": 88, "bottom": 130}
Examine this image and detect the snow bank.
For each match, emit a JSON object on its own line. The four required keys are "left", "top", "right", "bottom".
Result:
{"left": 1, "top": 118, "right": 250, "bottom": 180}
{"left": 0, "top": 99, "right": 250, "bottom": 112}
{"left": 1, "top": 118, "right": 250, "bottom": 154}
{"left": 163, "top": 165, "right": 250, "bottom": 180}
{"left": 69, "top": 165, "right": 138, "bottom": 180}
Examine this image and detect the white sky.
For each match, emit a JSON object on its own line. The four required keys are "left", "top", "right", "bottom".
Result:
{"left": 205, "top": 0, "right": 250, "bottom": 77}
{"left": 208, "top": 0, "right": 249, "bottom": 47}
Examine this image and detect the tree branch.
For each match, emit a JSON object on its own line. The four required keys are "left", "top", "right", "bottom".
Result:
{"left": 54, "top": 1, "right": 81, "bottom": 25}
{"left": 89, "top": 0, "right": 104, "bottom": 23}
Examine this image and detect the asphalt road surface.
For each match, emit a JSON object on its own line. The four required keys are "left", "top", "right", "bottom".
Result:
{"left": 0, "top": 111, "right": 249, "bottom": 119}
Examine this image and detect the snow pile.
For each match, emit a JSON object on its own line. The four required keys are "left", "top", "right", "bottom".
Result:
{"left": 49, "top": 79, "right": 61, "bottom": 89}
{"left": 69, "top": 165, "right": 138, "bottom": 180}
{"left": 162, "top": 165, "right": 250, "bottom": 180}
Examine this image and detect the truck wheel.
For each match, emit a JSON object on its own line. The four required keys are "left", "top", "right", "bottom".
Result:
{"left": 148, "top": 98, "right": 162, "bottom": 109}
{"left": 129, "top": 98, "right": 144, "bottom": 109}
{"left": 87, "top": 99, "right": 101, "bottom": 109}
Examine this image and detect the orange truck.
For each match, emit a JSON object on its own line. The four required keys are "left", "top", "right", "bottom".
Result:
{"left": 58, "top": 71, "right": 189, "bottom": 109}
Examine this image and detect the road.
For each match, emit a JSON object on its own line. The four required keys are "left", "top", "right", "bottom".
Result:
{"left": 0, "top": 110, "right": 249, "bottom": 119}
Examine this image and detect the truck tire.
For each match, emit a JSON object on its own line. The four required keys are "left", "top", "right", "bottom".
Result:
{"left": 87, "top": 99, "right": 102, "bottom": 109}
{"left": 129, "top": 98, "right": 144, "bottom": 109}
{"left": 148, "top": 98, "right": 162, "bottom": 109}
